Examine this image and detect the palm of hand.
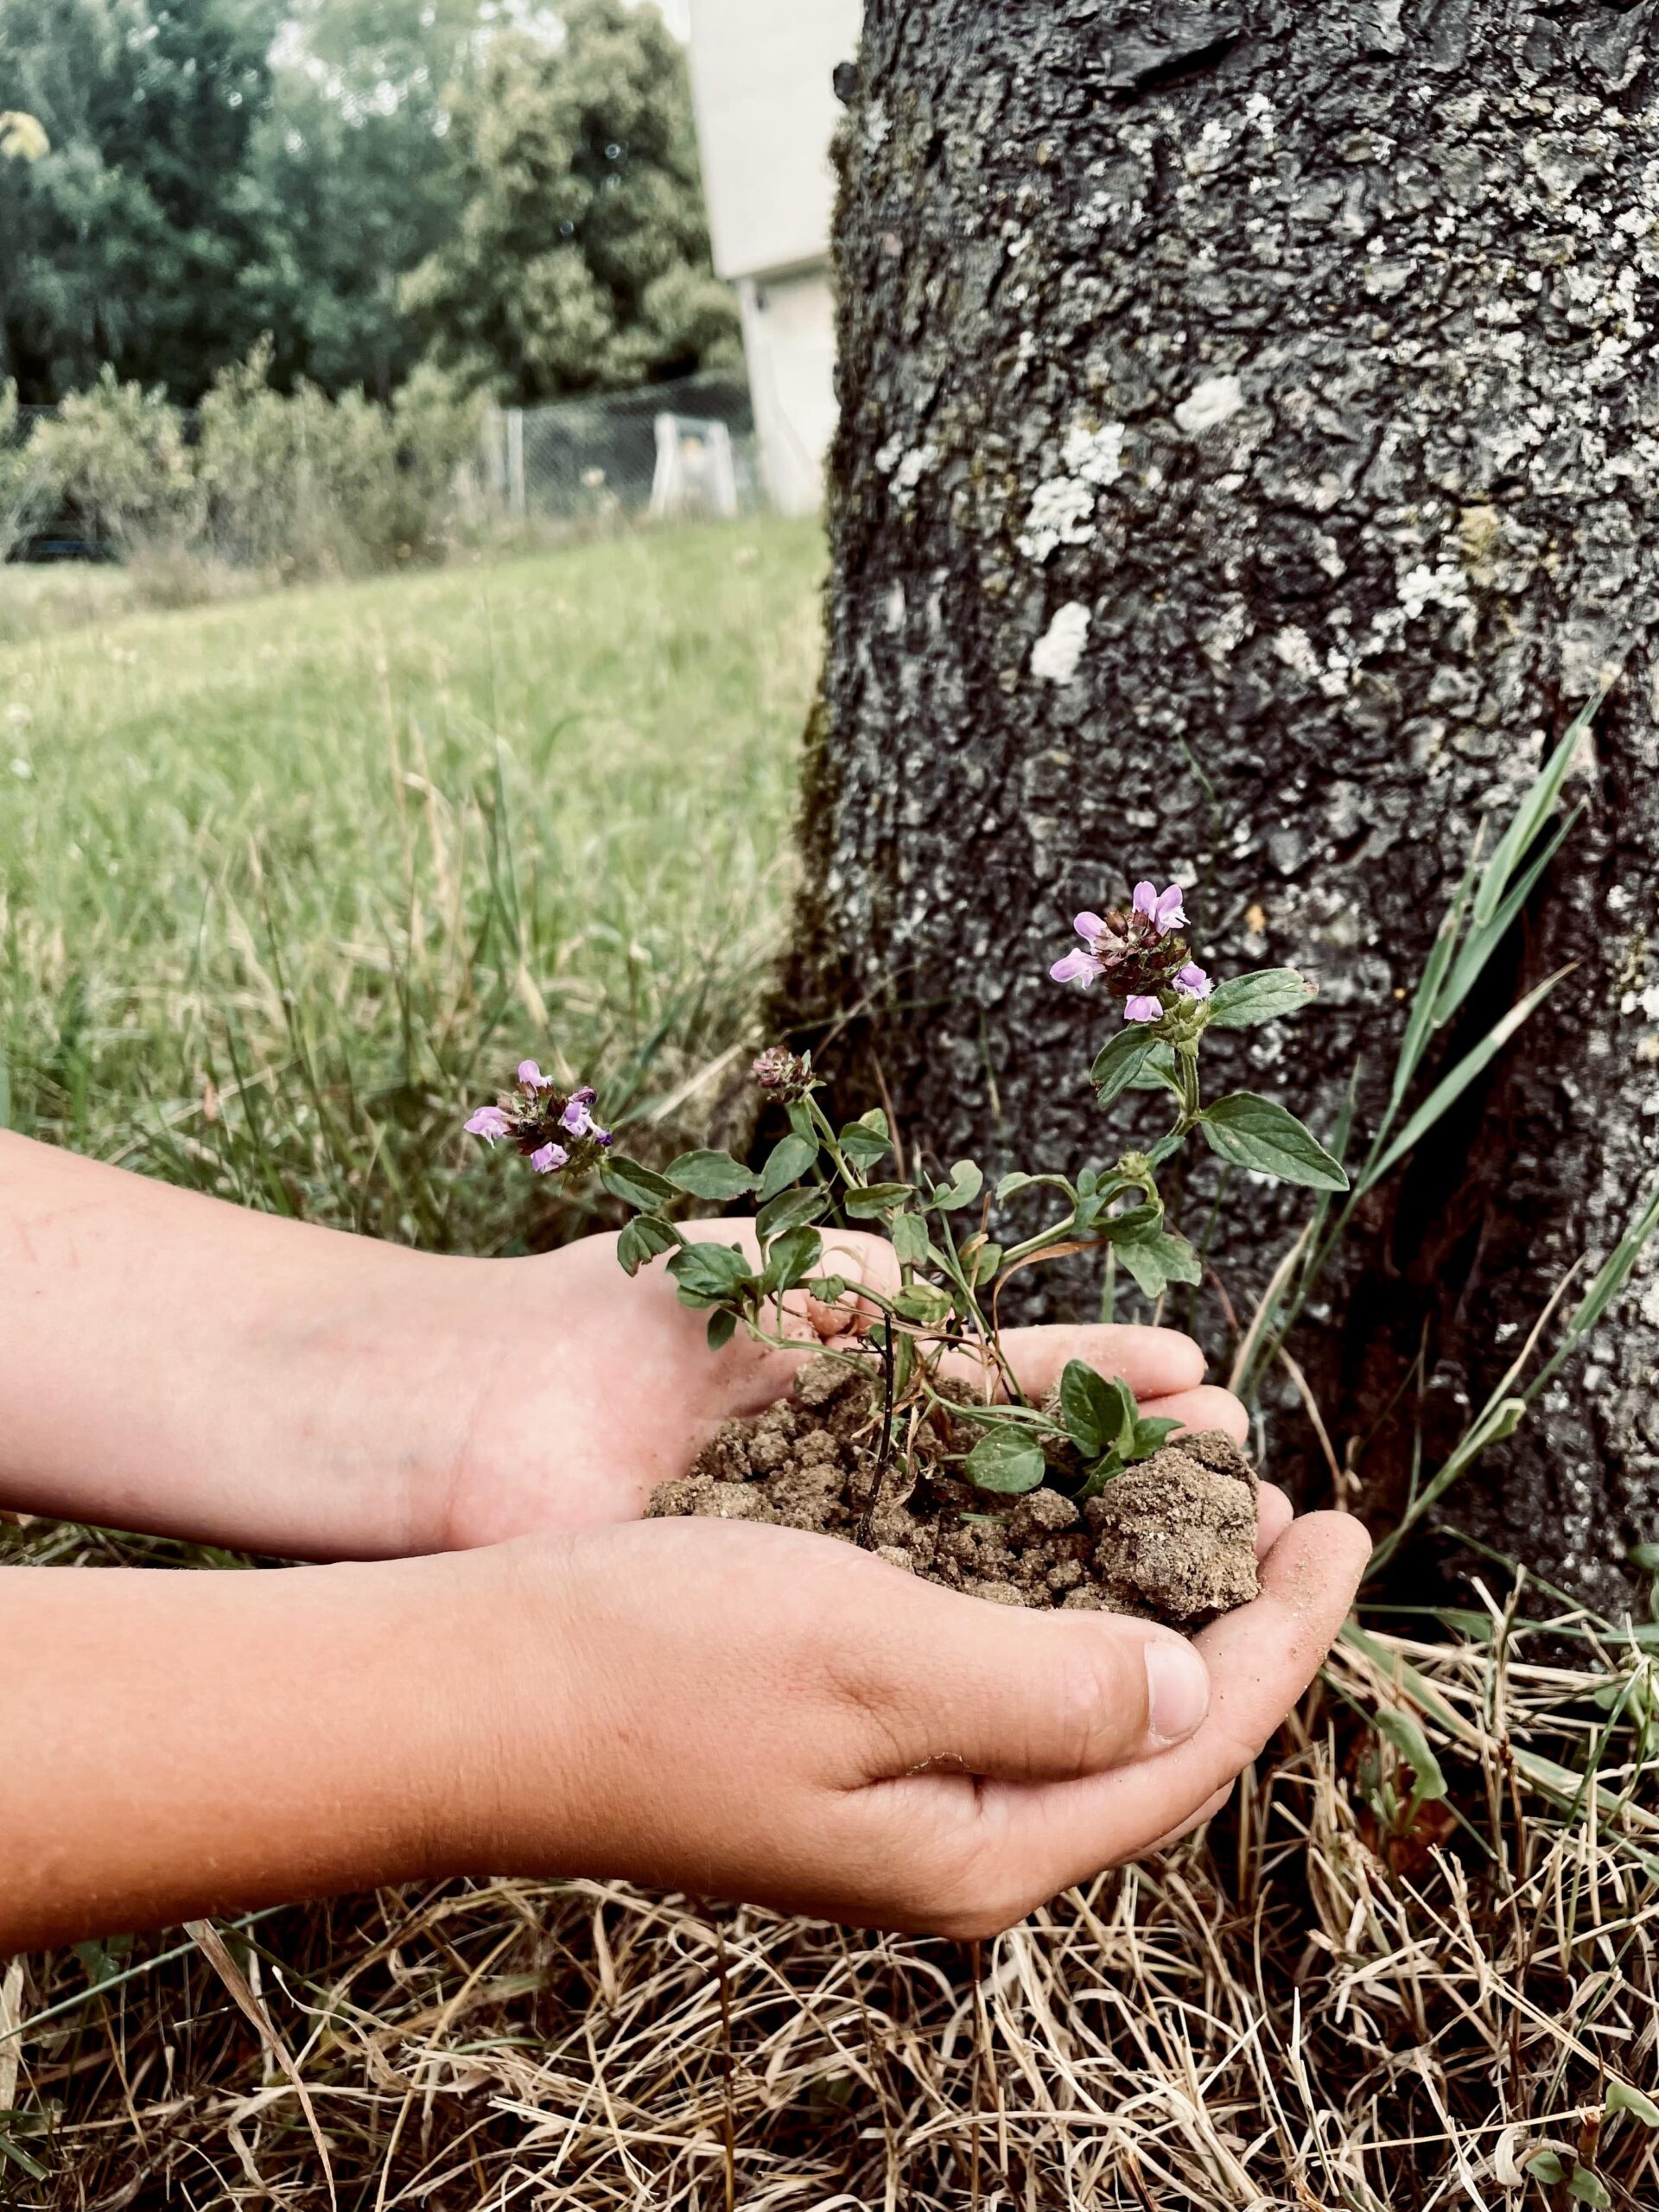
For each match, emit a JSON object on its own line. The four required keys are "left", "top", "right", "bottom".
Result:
{"left": 437, "top": 1222, "right": 1249, "bottom": 1553}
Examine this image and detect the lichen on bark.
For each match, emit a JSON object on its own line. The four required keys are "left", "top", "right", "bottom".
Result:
{"left": 788, "top": 0, "right": 1659, "bottom": 1611}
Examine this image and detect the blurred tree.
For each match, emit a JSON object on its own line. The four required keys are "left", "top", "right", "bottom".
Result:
{"left": 236, "top": 0, "right": 481, "bottom": 397}
{"left": 404, "top": 0, "right": 740, "bottom": 398}
{"left": 0, "top": 0, "right": 281, "bottom": 402}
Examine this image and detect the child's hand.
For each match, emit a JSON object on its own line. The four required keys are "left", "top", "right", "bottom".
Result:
{"left": 424, "top": 1220, "right": 1249, "bottom": 1549}
{"left": 0, "top": 1483, "right": 1364, "bottom": 1949}
{"left": 449, "top": 1503, "right": 1369, "bottom": 1934}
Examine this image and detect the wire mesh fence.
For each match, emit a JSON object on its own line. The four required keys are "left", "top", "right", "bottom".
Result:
{"left": 474, "top": 372, "right": 763, "bottom": 526}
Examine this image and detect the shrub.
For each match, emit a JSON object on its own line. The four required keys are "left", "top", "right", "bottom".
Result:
{"left": 28, "top": 368, "right": 202, "bottom": 555}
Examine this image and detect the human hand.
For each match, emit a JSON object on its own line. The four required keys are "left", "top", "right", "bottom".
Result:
{"left": 450, "top": 1500, "right": 1370, "bottom": 1933}
{"left": 425, "top": 1219, "right": 1249, "bottom": 1548}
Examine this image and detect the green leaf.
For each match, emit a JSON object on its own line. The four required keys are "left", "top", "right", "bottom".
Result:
{"left": 892, "top": 1211, "right": 931, "bottom": 1268}
{"left": 1473, "top": 682, "right": 1608, "bottom": 931}
{"left": 893, "top": 1281, "right": 954, "bottom": 1325}
{"left": 1606, "top": 2079, "right": 1659, "bottom": 2128}
{"left": 667, "top": 1241, "right": 754, "bottom": 1306}
{"left": 1568, "top": 2165, "right": 1611, "bottom": 2207}
{"left": 616, "top": 1213, "right": 680, "bottom": 1276}
{"left": 1528, "top": 2152, "right": 1566, "bottom": 2186}
{"left": 839, "top": 1114, "right": 892, "bottom": 1166}
{"left": 963, "top": 1428, "right": 1048, "bottom": 1496}
{"left": 761, "top": 1225, "right": 823, "bottom": 1295}
{"left": 1629, "top": 1541, "right": 1659, "bottom": 1574}
{"left": 1128, "top": 1416, "right": 1182, "bottom": 1460}
{"left": 969, "top": 1239, "right": 1003, "bottom": 1287}
{"left": 757, "top": 1133, "right": 818, "bottom": 1204}
{"left": 1365, "top": 967, "right": 1571, "bottom": 1189}
{"left": 931, "top": 1160, "right": 984, "bottom": 1211}
{"left": 666, "top": 1149, "right": 760, "bottom": 1201}
{"left": 1373, "top": 1707, "right": 1448, "bottom": 1803}
{"left": 1125, "top": 1042, "right": 1183, "bottom": 1094}
{"left": 1206, "top": 967, "right": 1318, "bottom": 1029}
{"left": 996, "top": 1170, "right": 1036, "bottom": 1202}
{"left": 1116, "top": 1228, "right": 1203, "bottom": 1300}
{"left": 1091, "top": 1025, "right": 1157, "bottom": 1104}
{"left": 845, "top": 1181, "right": 912, "bottom": 1218}
{"left": 706, "top": 1309, "right": 739, "bottom": 1351}
{"left": 1102, "top": 1201, "right": 1164, "bottom": 1245}
{"left": 1059, "top": 1361, "right": 1134, "bottom": 1460}
{"left": 601, "top": 1154, "right": 677, "bottom": 1211}
{"left": 1201, "top": 1093, "right": 1350, "bottom": 1192}
{"left": 756, "top": 1185, "right": 830, "bottom": 1238}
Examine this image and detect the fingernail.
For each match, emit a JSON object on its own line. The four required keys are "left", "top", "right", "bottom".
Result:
{"left": 1144, "top": 1640, "right": 1211, "bottom": 1745}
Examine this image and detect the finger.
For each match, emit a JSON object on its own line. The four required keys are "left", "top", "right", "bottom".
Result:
{"left": 836, "top": 1569, "right": 1213, "bottom": 1788}
{"left": 975, "top": 1324, "right": 1206, "bottom": 1406}
{"left": 670, "top": 1221, "right": 899, "bottom": 1408}
{"left": 1138, "top": 1384, "right": 1249, "bottom": 1445}
{"left": 1256, "top": 1482, "right": 1293, "bottom": 1559}
{"left": 1145, "top": 1781, "right": 1231, "bottom": 1854}
{"left": 943, "top": 1511, "right": 1370, "bottom": 1922}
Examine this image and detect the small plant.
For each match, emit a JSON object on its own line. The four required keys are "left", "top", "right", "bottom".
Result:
{"left": 464, "top": 688, "right": 1659, "bottom": 1618}
{"left": 466, "top": 881, "right": 1339, "bottom": 1527}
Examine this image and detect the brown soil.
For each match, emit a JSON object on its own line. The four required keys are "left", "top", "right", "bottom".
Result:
{"left": 647, "top": 1355, "right": 1260, "bottom": 1628}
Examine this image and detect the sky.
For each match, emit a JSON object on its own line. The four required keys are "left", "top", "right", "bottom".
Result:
{"left": 651, "top": 0, "right": 690, "bottom": 37}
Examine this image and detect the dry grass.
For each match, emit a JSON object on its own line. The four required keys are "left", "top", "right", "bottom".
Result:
{"left": 9, "top": 1587, "right": 1657, "bottom": 2209}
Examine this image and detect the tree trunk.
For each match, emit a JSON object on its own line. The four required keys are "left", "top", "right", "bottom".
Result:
{"left": 789, "top": 0, "right": 1659, "bottom": 1612}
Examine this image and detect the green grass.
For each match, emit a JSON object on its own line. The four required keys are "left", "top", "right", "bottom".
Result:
{"left": 0, "top": 518, "right": 824, "bottom": 1249}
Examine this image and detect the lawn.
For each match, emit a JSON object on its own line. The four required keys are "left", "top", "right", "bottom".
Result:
{"left": 0, "top": 518, "right": 824, "bottom": 1251}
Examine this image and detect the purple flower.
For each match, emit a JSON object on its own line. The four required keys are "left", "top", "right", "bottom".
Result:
{"left": 1132, "top": 881, "right": 1187, "bottom": 936}
{"left": 518, "top": 1060, "right": 553, "bottom": 1090}
{"left": 1174, "top": 963, "right": 1213, "bottom": 1000}
{"left": 465, "top": 1105, "right": 511, "bottom": 1141}
{"left": 1123, "top": 995, "right": 1162, "bottom": 1023}
{"left": 1050, "top": 947, "right": 1104, "bottom": 988}
{"left": 560, "top": 1085, "right": 613, "bottom": 1146}
{"left": 529, "top": 1141, "right": 569, "bottom": 1174}
{"left": 1072, "top": 911, "right": 1107, "bottom": 941}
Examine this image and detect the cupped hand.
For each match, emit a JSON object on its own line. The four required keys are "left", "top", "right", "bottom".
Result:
{"left": 452, "top": 1502, "right": 1370, "bottom": 1934}
{"left": 431, "top": 1219, "right": 1249, "bottom": 1548}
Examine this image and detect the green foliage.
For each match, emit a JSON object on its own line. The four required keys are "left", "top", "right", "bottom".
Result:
{"left": 1205, "top": 967, "right": 1316, "bottom": 1029}
{"left": 28, "top": 368, "right": 203, "bottom": 551}
{"left": 963, "top": 1429, "right": 1047, "bottom": 1496}
{"left": 19, "top": 344, "right": 481, "bottom": 576}
{"left": 404, "top": 0, "right": 741, "bottom": 401}
{"left": 0, "top": 0, "right": 282, "bottom": 401}
{"left": 1199, "top": 1091, "right": 1351, "bottom": 1192}
{"left": 0, "top": 1, "right": 730, "bottom": 409}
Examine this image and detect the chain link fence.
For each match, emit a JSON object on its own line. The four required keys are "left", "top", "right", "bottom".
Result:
{"left": 474, "top": 372, "right": 763, "bottom": 526}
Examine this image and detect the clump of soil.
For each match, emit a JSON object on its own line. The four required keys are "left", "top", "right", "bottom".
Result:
{"left": 647, "top": 1356, "right": 1260, "bottom": 1628}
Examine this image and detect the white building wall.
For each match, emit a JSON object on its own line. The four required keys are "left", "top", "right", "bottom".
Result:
{"left": 687, "top": 0, "right": 861, "bottom": 517}
{"left": 738, "top": 270, "right": 841, "bottom": 516}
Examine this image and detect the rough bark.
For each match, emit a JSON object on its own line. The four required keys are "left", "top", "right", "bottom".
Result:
{"left": 790, "top": 0, "right": 1659, "bottom": 1612}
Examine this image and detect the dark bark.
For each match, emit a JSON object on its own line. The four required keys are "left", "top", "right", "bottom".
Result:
{"left": 789, "top": 0, "right": 1659, "bottom": 1612}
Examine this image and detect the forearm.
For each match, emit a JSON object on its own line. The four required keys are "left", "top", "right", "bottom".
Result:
{"left": 0, "top": 1132, "right": 470, "bottom": 1556}
{"left": 0, "top": 1555, "right": 501, "bottom": 1951}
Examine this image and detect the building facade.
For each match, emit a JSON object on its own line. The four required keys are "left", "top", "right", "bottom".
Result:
{"left": 685, "top": 0, "right": 862, "bottom": 517}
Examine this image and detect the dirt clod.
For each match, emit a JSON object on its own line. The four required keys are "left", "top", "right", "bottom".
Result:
{"left": 647, "top": 1355, "right": 1261, "bottom": 1628}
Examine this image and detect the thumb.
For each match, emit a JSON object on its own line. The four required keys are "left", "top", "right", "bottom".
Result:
{"left": 832, "top": 1566, "right": 1212, "bottom": 1787}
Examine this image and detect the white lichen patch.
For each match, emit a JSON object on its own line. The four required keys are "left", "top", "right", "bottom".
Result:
{"left": 875, "top": 436, "right": 938, "bottom": 511}
{"left": 1397, "top": 562, "right": 1471, "bottom": 619}
{"left": 1062, "top": 419, "right": 1125, "bottom": 486}
{"left": 1032, "top": 601, "right": 1090, "bottom": 685}
{"left": 1016, "top": 419, "right": 1126, "bottom": 561}
{"left": 1174, "top": 373, "right": 1244, "bottom": 434}
{"left": 1019, "top": 478, "right": 1096, "bottom": 560}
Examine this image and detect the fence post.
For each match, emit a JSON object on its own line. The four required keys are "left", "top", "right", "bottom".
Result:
{"left": 505, "top": 409, "right": 527, "bottom": 520}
